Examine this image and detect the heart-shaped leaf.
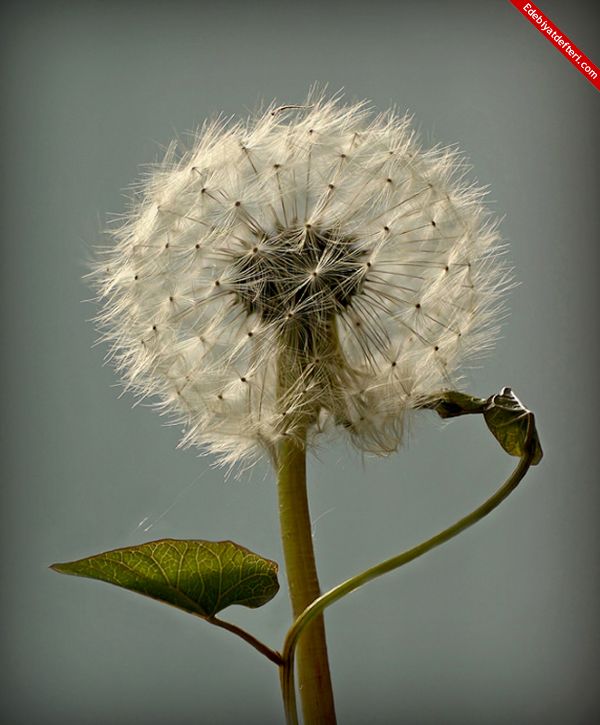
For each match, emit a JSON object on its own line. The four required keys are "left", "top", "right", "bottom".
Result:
{"left": 51, "top": 539, "right": 280, "bottom": 618}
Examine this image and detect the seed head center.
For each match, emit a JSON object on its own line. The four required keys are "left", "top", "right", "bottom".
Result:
{"left": 231, "top": 227, "right": 366, "bottom": 323}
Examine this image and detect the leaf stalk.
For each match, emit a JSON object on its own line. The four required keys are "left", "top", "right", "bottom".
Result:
{"left": 208, "top": 616, "right": 282, "bottom": 666}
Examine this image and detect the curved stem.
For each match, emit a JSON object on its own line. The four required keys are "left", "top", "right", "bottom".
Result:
{"left": 280, "top": 416, "right": 537, "bottom": 720}
{"left": 277, "top": 433, "right": 337, "bottom": 725}
{"left": 208, "top": 616, "right": 282, "bottom": 666}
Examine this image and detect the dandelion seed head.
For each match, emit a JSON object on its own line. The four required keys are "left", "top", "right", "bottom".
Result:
{"left": 92, "top": 92, "right": 509, "bottom": 467}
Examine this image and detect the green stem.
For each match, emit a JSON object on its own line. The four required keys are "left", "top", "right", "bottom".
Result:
{"left": 280, "top": 416, "right": 537, "bottom": 717}
{"left": 277, "top": 433, "right": 337, "bottom": 725}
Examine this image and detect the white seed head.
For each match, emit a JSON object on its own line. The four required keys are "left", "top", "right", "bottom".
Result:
{"left": 92, "top": 93, "right": 509, "bottom": 467}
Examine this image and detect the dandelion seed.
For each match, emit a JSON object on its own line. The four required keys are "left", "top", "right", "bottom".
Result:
{"left": 92, "top": 92, "right": 509, "bottom": 467}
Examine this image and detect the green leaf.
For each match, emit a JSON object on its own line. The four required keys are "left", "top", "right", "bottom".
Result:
{"left": 483, "top": 387, "right": 543, "bottom": 465}
{"left": 425, "top": 387, "right": 543, "bottom": 465}
{"left": 51, "top": 539, "right": 280, "bottom": 618}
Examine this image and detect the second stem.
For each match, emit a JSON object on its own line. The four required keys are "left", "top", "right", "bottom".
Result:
{"left": 277, "top": 434, "right": 337, "bottom": 724}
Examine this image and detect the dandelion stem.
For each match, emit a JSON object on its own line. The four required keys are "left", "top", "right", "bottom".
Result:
{"left": 277, "top": 433, "right": 337, "bottom": 724}
{"left": 280, "top": 415, "right": 538, "bottom": 719}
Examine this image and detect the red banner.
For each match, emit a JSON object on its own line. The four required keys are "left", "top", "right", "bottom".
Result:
{"left": 509, "top": 1, "right": 599, "bottom": 91}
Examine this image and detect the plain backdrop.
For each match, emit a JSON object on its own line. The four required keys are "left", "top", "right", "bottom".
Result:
{"left": 1, "top": 1, "right": 599, "bottom": 723}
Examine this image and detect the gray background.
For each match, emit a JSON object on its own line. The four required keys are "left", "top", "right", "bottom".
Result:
{"left": 2, "top": 1, "right": 599, "bottom": 723}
